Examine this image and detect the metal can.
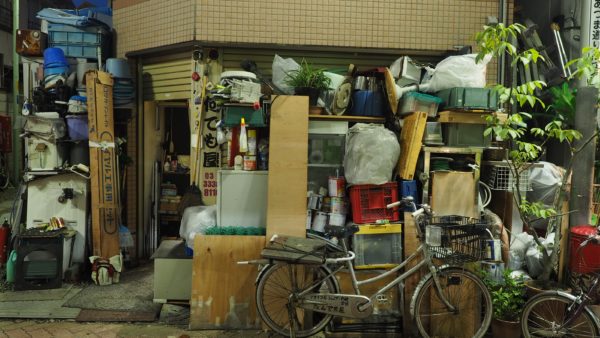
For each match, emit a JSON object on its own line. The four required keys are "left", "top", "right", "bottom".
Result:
{"left": 312, "top": 212, "right": 328, "bottom": 233}
{"left": 330, "top": 197, "right": 346, "bottom": 214}
{"left": 243, "top": 155, "right": 257, "bottom": 171}
{"left": 328, "top": 176, "right": 346, "bottom": 197}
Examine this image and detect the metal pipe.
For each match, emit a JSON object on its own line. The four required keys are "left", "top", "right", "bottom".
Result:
{"left": 570, "top": 87, "right": 598, "bottom": 226}
{"left": 11, "top": 0, "right": 21, "bottom": 185}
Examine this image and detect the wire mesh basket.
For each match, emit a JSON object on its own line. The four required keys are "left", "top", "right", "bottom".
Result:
{"left": 416, "top": 215, "right": 490, "bottom": 265}
{"left": 482, "top": 162, "right": 533, "bottom": 192}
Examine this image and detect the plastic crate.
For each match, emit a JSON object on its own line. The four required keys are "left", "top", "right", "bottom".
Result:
{"left": 399, "top": 92, "right": 443, "bottom": 117}
{"left": 570, "top": 225, "right": 600, "bottom": 274}
{"left": 48, "top": 23, "right": 109, "bottom": 59}
{"left": 222, "top": 105, "right": 266, "bottom": 127}
{"left": 349, "top": 183, "right": 399, "bottom": 224}
{"left": 436, "top": 87, "right": 499, "bottom": 111}
{"left": 443, "top": 123, "right": 491, "bottom": 147}
{"left": 353, "top": 224, "right": 402, "bottom": 269}
{"left": 482, "top": 162, "right": 532, "bottom": 192}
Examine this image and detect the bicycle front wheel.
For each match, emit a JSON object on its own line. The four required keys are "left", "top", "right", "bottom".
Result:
{"left": 255, "top": 263, "right": 339, "bottom": 338}
{"left": 521, "top": 291, "right": 599, "bottom": 338}
{"left": 413, "top": 267, "right": 492, "bottom": 338}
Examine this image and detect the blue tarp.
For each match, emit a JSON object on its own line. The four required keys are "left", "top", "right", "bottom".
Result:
{"left": 37, "top": 7, "right": 112, "bottom": 29}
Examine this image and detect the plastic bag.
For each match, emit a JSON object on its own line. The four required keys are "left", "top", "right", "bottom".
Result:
{"left": 510, "top": 231, "right": 534, "bottom": 262}
{"left": 424, "top": 54, "right": 491, "bottom": 93}
{"left": 179, "top": 205, "right": 217, "bottom": 248}
{"left": 344, "top": 124, "right": 400, "bottom": 185}
{"left": 527, "top": 162, "right": 564, "bottom": 229}
{"left": 272, "top": 54, "right": 300, "bottom": 95}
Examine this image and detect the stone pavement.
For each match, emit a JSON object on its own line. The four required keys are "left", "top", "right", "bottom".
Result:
{"left": 0, "top": 320, "right": 271, "bottom": 338}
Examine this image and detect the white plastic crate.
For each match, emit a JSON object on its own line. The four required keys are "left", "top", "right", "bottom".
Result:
{"left": 483, "top": 162, "right": 532, "bottom": 192}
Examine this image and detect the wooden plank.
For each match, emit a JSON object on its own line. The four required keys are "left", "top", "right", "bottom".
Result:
{"left": 398, "top": 112, "right": 427, "bottom": 180}
{"left": 403, "top": 212, "right": 425, "bottom": 337}
{"left": 308, "top": 115, "right": 385, "bottom": 123}
{"left": 430, "top": 171, "right": 478, "bottom": 218}
{"left": 76, "top": 309, "right": 157, "bottom": 322}
{"left": 437, "top": 111, "right": 507, "bottom": 124}
{"left": 189, "top": 235, "right": 265, "bottom": 329}
{"left": 86, "top": 70, "right": 121, "bottom": 258}
{"left": 266, "top": 95, "right": 309, "bottom": 239}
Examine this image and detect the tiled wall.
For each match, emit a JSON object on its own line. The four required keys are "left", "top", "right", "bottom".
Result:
{"left": 113, "top": 0, "right": 195, "bottom": 57}
{"left": 115, "top": 0, "right": 513, "bottom": 57}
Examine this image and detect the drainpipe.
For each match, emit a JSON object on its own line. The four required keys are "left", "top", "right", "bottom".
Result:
{"left": 11, "top": 0, "right": 21, "bottom": 185}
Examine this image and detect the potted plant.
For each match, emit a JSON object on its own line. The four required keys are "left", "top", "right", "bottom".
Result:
{"left": 475, "top": 23, "right": 597, "bottom": 287}
{"left": 285, "top": 59, "right": 331, "bottom": 107}
{"left": 482, "top": 268, "right": 526, "bottom": 338}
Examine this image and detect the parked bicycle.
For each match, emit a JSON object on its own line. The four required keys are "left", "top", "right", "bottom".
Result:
{"left": 242, "top": 198, "right": 493, "bottom": 337}
{"left": 521, "top": 228, "right": 600, "bottom": 337}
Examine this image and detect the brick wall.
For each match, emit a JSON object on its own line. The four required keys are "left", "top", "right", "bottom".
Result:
{"left": 114, "top": 0, "right": 514, "bottom": 57}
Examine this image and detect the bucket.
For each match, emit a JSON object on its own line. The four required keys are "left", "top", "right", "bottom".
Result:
{"left": 66, "top": 115, "right": 89, "bottom": 141}
{"left": 77, "top": 59, "right": 97, "bottom": 86}
{"left": 44, "top": 65, "right": 69, "bottom": 77}
{"left": 106, "top": 58, "right": 132, "bottom": 79}
{"left": 44, "top": 47, "right": 68, "bottom": 67}
{"left": 70, "top": 141, "right": 90, "bottom": 166}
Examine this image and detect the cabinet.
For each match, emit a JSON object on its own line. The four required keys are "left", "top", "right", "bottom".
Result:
{"left": 217, "top": 170, "right": 268, "bottom": 228}
{"left": 307, "top": 120, "right": 348, "bottom": 192}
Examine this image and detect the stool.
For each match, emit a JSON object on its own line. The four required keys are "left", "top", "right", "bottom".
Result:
{"left": 14, "top": 231, "right": 65, "bottom": 290}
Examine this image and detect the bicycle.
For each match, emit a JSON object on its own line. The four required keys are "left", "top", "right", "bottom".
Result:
{"left": 520, "top": 228, "right": 600, "bottom": 337}
{"left": 242, "top": 198, "right": 493, "bottom": 338}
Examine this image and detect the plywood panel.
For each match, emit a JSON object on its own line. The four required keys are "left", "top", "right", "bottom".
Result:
{"left": 189, "top": 235, "right": 265, "bottom": 329}
{"left": 266, "top": 95, "right": 309, "bottom": 239}
{"left": 398, "top": 112, "right": 427, "bottom": 180}
{"left": 430, "top": 171, "right": 478, "bottom": 219}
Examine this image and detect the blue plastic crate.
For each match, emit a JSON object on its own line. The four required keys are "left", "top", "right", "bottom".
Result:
{"left": 48, "top": 23, "right": 109, "bottom": 59}
{"left": 49, "top": 43, "right": 108, "bottom": 59}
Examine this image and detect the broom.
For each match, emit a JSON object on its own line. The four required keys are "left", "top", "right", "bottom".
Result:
{"left": 179, "top": 68, "right": 208, "bottom": 214}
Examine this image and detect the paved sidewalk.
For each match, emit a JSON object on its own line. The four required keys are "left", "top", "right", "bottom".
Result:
{"left": 0, "top": 320, "right": 269, "bottom": 338}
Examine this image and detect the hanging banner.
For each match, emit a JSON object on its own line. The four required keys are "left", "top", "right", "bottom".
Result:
{"left": 590, "top": 0, "right": 600, "bottom": 48}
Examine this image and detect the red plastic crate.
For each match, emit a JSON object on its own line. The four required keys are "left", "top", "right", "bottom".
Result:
{"left": 349, "top": 183, "right": 399, "bottom": 224}
{"left": 570, "top": 225, "right": 600, "bottom": 274}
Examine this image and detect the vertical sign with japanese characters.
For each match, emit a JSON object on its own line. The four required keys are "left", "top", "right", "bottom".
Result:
{"left": 591, "top": 0, "right": 600, "bottom": 48}
{"left": 201, "top": 109, "right": 219, "bottom": 204}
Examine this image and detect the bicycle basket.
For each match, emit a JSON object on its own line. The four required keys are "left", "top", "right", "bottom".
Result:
{"left": 417, "top": 215, "right": 489, "bottom": 265}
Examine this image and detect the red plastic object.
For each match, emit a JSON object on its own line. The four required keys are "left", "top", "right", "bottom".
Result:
{"left": 349, "top": 182, "right": 399, "bottom": 224}
{"left": 569, "top": 225, "right": 600, "bottom": 274}
{"left": 0, "top": 115, "right": 11, "bottom": 153}
{"left": 0, "top": 225, "right": 10, "bottom": 265}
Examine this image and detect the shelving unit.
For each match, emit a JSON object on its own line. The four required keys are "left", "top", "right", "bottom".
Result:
{"left": 309, "top": 115, "right": 385, "bottom": 123}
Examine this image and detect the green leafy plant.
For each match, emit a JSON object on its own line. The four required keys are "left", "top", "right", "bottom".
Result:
{"left": 284, "top": 59, "right": 331, "bottom": 91}
{"left": 547, "top": 83, "right": 576, "bottom": 126}
{"left": 481, "top": 269, "right": 526, "bottom": 322}
{"left": 475, "top": 23, "right": 595, "bottom": 283}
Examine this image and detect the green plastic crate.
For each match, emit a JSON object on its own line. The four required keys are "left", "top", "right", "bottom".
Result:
{"left": 443, "top": 123, "right": 491, "bottom": 147}
{"left": 222, "top": 105, "right": 266, "bottom": 127}
{"left": 436, "top": 87, "right": 498, "bottom": 111}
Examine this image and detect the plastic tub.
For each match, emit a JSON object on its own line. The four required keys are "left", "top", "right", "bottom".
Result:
{"left": 43, "top": 47, "right": 68, "bottom": 67}
{"left": 106, "top": 58, "right": 132, "bottom": 79}
{"left": 65, "top": 115, "right": 89, "bottom": 141}
{"left": 349, "top": 182, "right": 400, "bottom": 224}
{"left": 43, "top": 65, "right": 69, "bottom": 77}
{"left": 399, "top": 92, "right": 443, "bottom": 117}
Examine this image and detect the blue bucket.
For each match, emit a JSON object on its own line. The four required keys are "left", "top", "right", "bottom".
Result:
{"left": 44, "top": 65, "right": 69, "bottom": 77}
{"left": 44, "top": 48, "right": 68, "bottom": 68}
{"left": 65, "top": 115, "right": 89, "bottom": 141}
{"left": 348, "top": 90, "right": 384, "bottom": 116}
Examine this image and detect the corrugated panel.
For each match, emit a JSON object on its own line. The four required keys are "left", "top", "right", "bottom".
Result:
{"left": 142, "top": 58, "right": 191, "bottom": 101}
{"left": 222, "top": 48, "right": 442, "bottom": 75}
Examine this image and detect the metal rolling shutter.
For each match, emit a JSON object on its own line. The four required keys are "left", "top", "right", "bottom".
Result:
{"left": 142, "top": 53, "right": 191, "bottom": 101}
{"left": 221, "top": 48, "right": 442, "bottom": 75}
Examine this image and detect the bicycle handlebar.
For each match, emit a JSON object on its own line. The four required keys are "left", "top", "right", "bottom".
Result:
{"left": 325, "top": 250, "right": 355, "bottom": 264}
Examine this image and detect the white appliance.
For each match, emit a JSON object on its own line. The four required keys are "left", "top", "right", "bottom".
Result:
{"left": 307, "top": 121, "right": 348, "bottom": 192}
{"left": 217, "top": 170, "right": 268, "bottom": 228}
{"left": 23, "top": 117, "right": 68, "bottom": 171}
{"left": 26, "top": 173, "right": 89, "bottom": 265}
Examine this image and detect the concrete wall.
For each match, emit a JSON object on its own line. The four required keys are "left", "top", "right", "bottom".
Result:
{"left": 114, "top": 0, "right": 514, "bottom": 57}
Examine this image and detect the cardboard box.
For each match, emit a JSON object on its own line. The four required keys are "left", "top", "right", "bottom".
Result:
{"left": 86, "top": 70, "right": 120, "bottom": 258}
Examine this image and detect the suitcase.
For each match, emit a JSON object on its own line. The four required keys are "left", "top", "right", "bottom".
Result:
{"left": 16, "top": 30, "right": 47, "bottom": 56}
{"left": 436, "top": 87, "right": 499, "bottom": 112}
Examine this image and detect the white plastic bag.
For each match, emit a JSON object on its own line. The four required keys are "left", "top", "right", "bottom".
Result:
{"left": 424, "top": 54, "right": 491, "bottom": 92}
{"left": 272, "top": 54, "right": 300, "bottom": 95}
{"left": 179, "top": 205, "right": 217, "bottom": 248}
{"left": 527, "top": 162, "right": 564, "bottom": 229}
{"left": 344, "top": 124, "right": 400, "bottom": 185}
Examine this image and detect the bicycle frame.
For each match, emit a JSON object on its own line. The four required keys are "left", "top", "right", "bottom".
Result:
{"left": 297, "top": 213, "right": 456, "bottom": 314}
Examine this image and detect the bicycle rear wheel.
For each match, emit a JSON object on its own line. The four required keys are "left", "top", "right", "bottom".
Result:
{"left": 413, "top": 267, "right": 492, "bottom": 338}
{"left": 255, "top": 263, "right": 339, "bottom": 337}
{"left": 521, "top": 291, "right": 599, "bottom": 338}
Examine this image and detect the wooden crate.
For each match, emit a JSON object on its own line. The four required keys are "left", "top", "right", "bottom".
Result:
{"left": 398, "top": 112, "right": 427, "bottom": 180}
{"left": 189, "top": 235, "right": 265, "bottom": 329}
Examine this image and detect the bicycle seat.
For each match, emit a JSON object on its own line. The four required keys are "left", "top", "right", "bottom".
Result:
{"left": 326, "top": 224, "right": 360, "bottom": 238}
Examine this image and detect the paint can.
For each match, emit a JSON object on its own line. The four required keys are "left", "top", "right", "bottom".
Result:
{"left": 330, "top": 197, "right": 346, "bottom": 214}
{"left": 312, "top": 212, "right": 328, "bottom": 232}
{"left": 306, "top": 210, "right": 313, "bottom": 230}
{"left": 307, "top": 194, "right": 323, "bottom": 210}
{"left": 243, "top": 155, "right": 257, "bottom": 171}
{"left": 328, "top": 176, "right": 346, "bottom": 197}
{"left": 321, "top": 197, "right": 331, "bottom": 213}
{"left": 328, "top": 213, "right": 346, "bottom": 227}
